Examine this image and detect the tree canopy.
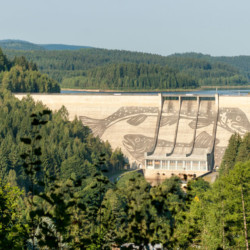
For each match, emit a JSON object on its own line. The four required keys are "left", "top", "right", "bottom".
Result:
{"left": 0, "top": 91, "right": 249, "bottom": 249}
{"left": 0, "top": 49, "right": 60, "bottom": 93}
{"left": 3, "top": 48, "right": 249, "bottom": 90}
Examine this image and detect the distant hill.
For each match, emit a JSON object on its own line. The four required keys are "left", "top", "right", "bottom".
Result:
{"left": 1, "top": 40, "right": 250, "bottom": 90}
{"left": 0, "top": 39, "right": 45, "bottom": 51}
{"left": 0, "top": 39, "right": 92, "bottom": 51}
{"left": 170, "top": 52, "right": 250, "bottom": 81}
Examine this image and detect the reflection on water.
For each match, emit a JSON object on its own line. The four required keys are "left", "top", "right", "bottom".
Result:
{"left": 61, "top": 88, "right": 250, "bottom": 96}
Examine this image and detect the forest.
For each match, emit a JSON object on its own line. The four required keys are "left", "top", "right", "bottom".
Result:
{"left": 0, "top": 89, "right": 249, "bottom": 249}
{"left": 0, "top": 42, "right": 249, "bottom": 249}
{"left": 0, "top": 48, "right": 60, "bottom": 93}
{"left": 62, "top": 63, "right": 198, "bottom": 90}
{"left": 3, "top": 46, "right": 249, "bottom": 91}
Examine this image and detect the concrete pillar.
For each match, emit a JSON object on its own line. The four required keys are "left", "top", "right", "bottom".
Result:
{"left": 179, "top": 95, "right": 182, "bottom": 109}
{"left": 158, "top": 93, "right": 163, "bottom": 108}
{"left": 215, "top": 93, "right": 219, "bottom": 112}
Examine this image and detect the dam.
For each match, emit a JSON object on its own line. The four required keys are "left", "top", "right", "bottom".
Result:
{"left": 15, "top": 93, "right": 250, "bottom": 182}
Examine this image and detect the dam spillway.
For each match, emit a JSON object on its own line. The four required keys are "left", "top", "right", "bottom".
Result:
{"left": 15, "top": 93, "right": 250, "bottom": 182}
{"left": 144, "top": 95, "right": 219, "bottom": 181}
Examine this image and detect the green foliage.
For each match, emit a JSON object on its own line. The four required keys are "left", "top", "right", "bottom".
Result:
{"left": 186, "top": 178, "right": 210, "bottom": 198}
{"left": 177, "top": 140, "right": 250, "bottom": 249}
{"left": 149, "top": 177, "right": 187, "bottom": 248}
{"left": 101, "top": 173, "right": 187, "bottom": 248}
{"left": 0, "top": 48, "right": 60, "bottom": 93}
{"left": 0, "top": 182, "right": 27, "bottom": 249}
{"left": 1, "top": 65, "right": 60, "bottom": 93}
{"left": 20, "top": 109, "right": 52, "bottom": 248}
{"left": 220, "top": 133, "right": 242, "bottom": 175}
{"left": 198, "top": 161, "right": 250, "bottom": 249}
{"left": 110, "top": 148, "right": 126, "bottom": 173}
{"left": 174, "top": 178, "right": 211, "bottom": 249}
{"left": 17, "top": 109, "right": 118, "bottom": 249}
{"left": 110, "top": 172, "right": 154, "bottom": 246}
{"left": 3, "top": 48, "right": 249, "bottom": 90}
{"left": 13, "top": 56, "right": 38, "bottom": 71}
{"left": 62, "top": 63, "right": 198, "bottom": 90}
{"left": 165, "top": 52, "right": 250, "bottom": 82}
{"left": 236, "top": 132, "right": 250, "bottom": 162}
{"left": 0, "top": 92, "right": 122, "bottom": 190}
{"left": 0, "top": 48, "right": 11, "bottom": 72}
{"left": 0, "top": 89, "right": 249, "bottom": 248}
{"left": 220, "top": 132, "right": 250, "bottom": 176}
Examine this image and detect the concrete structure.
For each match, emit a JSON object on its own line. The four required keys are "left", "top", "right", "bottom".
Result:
{"left": 15, "top": 93, "right": 250, "bottom": 183}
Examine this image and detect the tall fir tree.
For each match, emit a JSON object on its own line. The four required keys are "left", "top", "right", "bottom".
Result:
{"left": 220, "top": 133, "right": 242, "bottom": 175}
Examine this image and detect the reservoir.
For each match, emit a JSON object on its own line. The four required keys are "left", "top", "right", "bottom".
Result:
{"left": 61, "top": 88, "right": 250, "bottom": 96}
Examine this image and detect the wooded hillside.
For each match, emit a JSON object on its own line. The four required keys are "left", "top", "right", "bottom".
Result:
{"left": 0, "top": 91, "right": 249, "bottom": 248}
{"left": 3, "top": 47, "right": 249, "bottom": 90}
{"left": 0, "top": 48, "right": 60, "bottom": 93}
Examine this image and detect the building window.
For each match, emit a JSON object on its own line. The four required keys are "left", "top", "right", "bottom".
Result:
{"left": 146, "top": 160, "right": 153, "bottom": 168}
{"left": 162, "top": 160, "right": 168, "bottom": 169}
{"left": 169, "top": 160, "right": 176, "bottom": 170}
{"left": 177, "top": 160, "right": 183, "bottom": 170}
{"left": 192, "top": 161, "right": 199, "bottom": 171}
{"left": 185, "top": 161, "right": 191, "bottom": 170}
{"left": 154, "top": 160, "right": 161, "bottom": 169}
{"left": 200, "top": 161, "right": 207, "bottom": 171}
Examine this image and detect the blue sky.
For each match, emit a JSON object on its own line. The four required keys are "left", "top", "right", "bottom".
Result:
{"left": 1, "top": 0, "right": 250, "bottom": 56}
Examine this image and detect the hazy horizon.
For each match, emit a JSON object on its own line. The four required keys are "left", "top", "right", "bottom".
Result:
{"left": 1, "top": 0, "right": 250, "bottom": 57}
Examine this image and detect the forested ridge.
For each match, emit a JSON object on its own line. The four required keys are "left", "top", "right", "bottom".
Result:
{"left": 0, "top": 39, "right": 92, "bottom": 51}
{"left": 62, "top": 63, "right": 198, "bottom": 90}
{"left": 171, "top": 52, "right": 250, "bottom": 82}
{"left": 0, "top": 90, "right": 249, "bottom": 249}
{"left": 0, "top": 48, "right": 60, "bottom": 93}
{"left": 0, "top": 91, "right": 125, "bottom": 189}
{"left": 3, "top": 47, "right": 249, "bottom": 90}
{"left": 0, "top": 41, "right": 249, "bottom": 248}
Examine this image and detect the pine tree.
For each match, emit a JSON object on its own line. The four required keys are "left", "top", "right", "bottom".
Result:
{"left": 220, "top": 133, "right": 242, "bottom": 175}
{"left": 225, "top": 161, "right": 250, "bottom": 249}
{"left": 236, "top": 132, "right": 250, "bottom": 163}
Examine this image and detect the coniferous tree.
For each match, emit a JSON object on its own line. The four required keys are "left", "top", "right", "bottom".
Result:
{"left": 236, "top": 132, "right": 250, "bottom": 163}
{"left": 0, "top": 48, "right": 11, "bottom": 72}
{"left": 0, "top": 182, "right": 27, "bottom": 249}
{"left": 220, "top": 133, "right": 242, "bottom": 175}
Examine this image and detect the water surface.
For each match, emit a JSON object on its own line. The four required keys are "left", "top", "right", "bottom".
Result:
{"left": 61, "top": 88, "right": 250, "bottom": 96}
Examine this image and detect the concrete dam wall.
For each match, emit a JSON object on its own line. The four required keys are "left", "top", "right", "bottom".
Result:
{"left": 15, "top": 93, "right": 250, "bottom": 181}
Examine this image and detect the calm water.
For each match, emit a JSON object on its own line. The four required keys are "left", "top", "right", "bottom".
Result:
{"left": 61, "top": 88, "right": 250, "bottom": 96}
